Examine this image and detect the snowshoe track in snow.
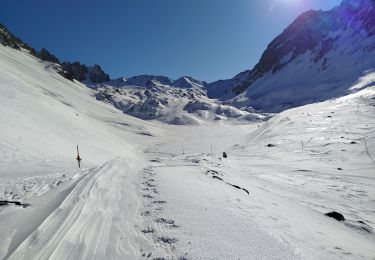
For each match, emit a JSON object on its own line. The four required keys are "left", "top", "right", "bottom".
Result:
{"left": 139, "top": 165, "right": 180, "bottom": 259}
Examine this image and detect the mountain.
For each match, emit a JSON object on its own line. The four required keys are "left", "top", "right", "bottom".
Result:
{"left": 108, "top": 75, "right": 206, "bottom": 90}
{"left": 95, "top": 75, "right": 256, "bottom": 125}
{"left": 61, "top": 62, "right": 110, "bottom": 84}
{"left": 172, "top": 76, "right": 207, "bottom": 89}
{"left": 95, "top": 79, "right": 262, "bottom": 125}
{"left": 37, "top": 47, "right": 60, "bottom": 64}
{"left": 110, "top": 75, "right": 174, "bottom": 88}
{"left": 2, "top": 0, "right": 374, "bottom": 116}
{"left": 217, "top": 0, "right": 375, "bottom": 112}
{"left": 0, "top": 23, "right": 259, "bottom": 124}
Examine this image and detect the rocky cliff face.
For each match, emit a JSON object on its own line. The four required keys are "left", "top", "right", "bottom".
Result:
{"left": 37, "top": 48, "right": 60, "bottom": 64}
{"left": 61, "top": 62, "right": 110, "bottom": 84}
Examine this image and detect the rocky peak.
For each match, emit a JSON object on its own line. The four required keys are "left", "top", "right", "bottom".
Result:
{"left": 172, "top": 76, "right": 207, "bottom": 89}
{"left": 61, "top": 62, "right": 110, "bottom": 84}
{"left": 125, "top": 75, "right": 174, "bottom": 87}
{"left": 37, "top": 47, "right": 60, "bottom": 64}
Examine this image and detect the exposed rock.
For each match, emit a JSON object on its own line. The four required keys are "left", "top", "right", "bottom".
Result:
{"left": 62, "top": 62, "right": 109, "bottom": 84}
{"left": 37, "top": 47, "right": 60, "bottom": 64}
{"left": 0, "top": 23, "right": 35, "bottom": 54}
{"left": 325, "top": 211, "right": 345, "bottom": 221}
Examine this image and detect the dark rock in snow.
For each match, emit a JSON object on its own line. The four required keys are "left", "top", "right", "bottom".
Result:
{"left": 0, "top": 200, "right": 21, "bottom": 206}
{"left": 325, "top": 211, "right": 345, "bottom": 221}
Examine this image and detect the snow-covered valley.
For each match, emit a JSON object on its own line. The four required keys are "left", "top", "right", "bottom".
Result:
{"left": 1, "top": 42, "right": 375, "bottom": 260}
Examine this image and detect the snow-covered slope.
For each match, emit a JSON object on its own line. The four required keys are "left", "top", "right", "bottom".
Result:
{"left": 1, "top": 41, "right": 375, "bottom": 259}
{"left": 216, "top": 0, "right": 375, "bottom": 112}
{"left": 0, "top": 44, "right": 161, "bottom": 258}
{"left": 172, "top": 76, "right": 206, "bottom": 89}
{"left": 94, "top": 79, "right": 263, "bottom": 125}
{"left": 139, "top": 80, "right": 375, "bottom": 259}
{"left": 0, "top": 45, "right": 160, "bottom": 175}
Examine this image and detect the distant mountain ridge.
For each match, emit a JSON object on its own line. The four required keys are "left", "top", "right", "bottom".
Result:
{"left": 107, "top": 75, "right": 207, "bottom": 90}
{"left": 94, "top": 81, "right": 262, "bottom": 125}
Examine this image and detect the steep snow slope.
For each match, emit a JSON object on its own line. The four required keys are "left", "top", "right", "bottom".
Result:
{"left": 217, "top": 0, "right": 375, "bottom": 112}
{"left": 0, "top": 45, "right": 160, "bottom": 176}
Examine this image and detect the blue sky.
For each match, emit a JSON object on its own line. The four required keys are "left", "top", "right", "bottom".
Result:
{"left": 1, "top": 0, "right": 341, "bottom": 82}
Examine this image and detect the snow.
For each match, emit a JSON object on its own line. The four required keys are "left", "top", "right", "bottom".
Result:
{"left": 1, "top": 42, "right": 375, "bottom": 259}
{"left": 0, "top": 44, "right": 160, "bottom": 258}
{"left": 94, "top": 81, "right": 264, "bottom": 125}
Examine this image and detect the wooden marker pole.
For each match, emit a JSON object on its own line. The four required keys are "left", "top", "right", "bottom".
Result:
{"left": 76, "top": 145, "right": 82, "bottom": 168}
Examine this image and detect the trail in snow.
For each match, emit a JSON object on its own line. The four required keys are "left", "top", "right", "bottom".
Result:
{"left": 9, "top": 158, "right": 163, "bottom": 259}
